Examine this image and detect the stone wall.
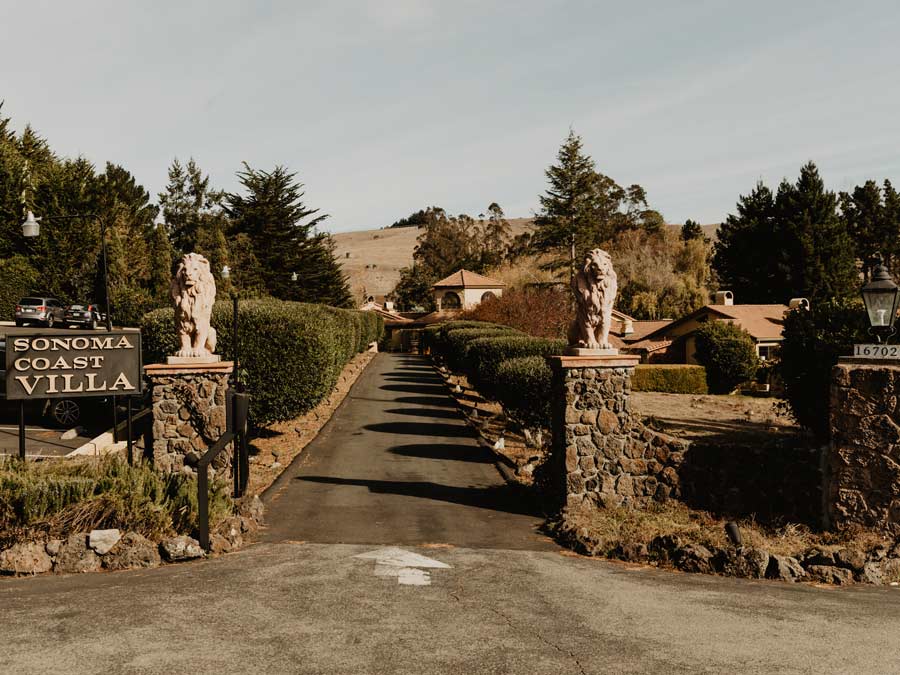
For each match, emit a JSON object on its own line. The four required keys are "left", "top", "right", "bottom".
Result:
{"left": 829, "top": 360, "right": 900, "bottom": 534}
{"left": 548, "top": 355, "right": 687, "bottom": 511}
{"left": 145, "top": 362, "right": 234, "bottom": 473}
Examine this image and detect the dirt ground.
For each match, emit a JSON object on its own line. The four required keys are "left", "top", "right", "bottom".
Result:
{"left": 245, "top": 350, "right": 377, "bottom": 496}
{"left": 630, "top": 391, "right": 800, "bottom": 443}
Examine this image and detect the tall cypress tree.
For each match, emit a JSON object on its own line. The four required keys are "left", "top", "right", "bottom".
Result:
{"left": 225, "top": 163, "right": 351, "bottom": 306}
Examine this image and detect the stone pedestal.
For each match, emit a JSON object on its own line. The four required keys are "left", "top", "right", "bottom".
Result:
{"left": 145, "top": 361, "right": 234, "bottom": 473}
{"left": 547, "top": 355, "right": 687, "bottom": 511}
{"left": 829, "top": 358, "right": 900, "bottom": 533}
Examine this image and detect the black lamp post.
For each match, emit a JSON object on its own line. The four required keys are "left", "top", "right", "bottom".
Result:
{"left": 861, "top": 254, "right": 900, "bottom": 343}
{"left": 21, "top": 211, "right": 113, "bottom": 332}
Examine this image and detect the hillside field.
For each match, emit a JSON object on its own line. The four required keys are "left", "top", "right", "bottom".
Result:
{"left": 332, "top": 219, "right": 717, "bottom": 302}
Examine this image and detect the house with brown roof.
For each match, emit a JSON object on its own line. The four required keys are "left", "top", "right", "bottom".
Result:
{"left": 626, "top": 291, "right": 805, "bottom": 364}
{"left": 433, "top": 270, "right": 506, "bottom": 311}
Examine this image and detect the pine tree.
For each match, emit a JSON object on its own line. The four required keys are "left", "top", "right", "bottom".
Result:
{"left": 532, "top": 129, "right": 655, "bottom": 272}
{"left": 481, "top": 202, "right": 511, "bottom": 268}
{"left": 840, "top": 179, "right": 900, "bottom": 276}
{"left": 775, "top": 162, "right": 857, "bottom": 303}
{"left": 715, "top": 163, "right": 857, "bottom": 305}
{"left": 158, "top": 158, "right": 215, "bottom": 253}
{"left": 225, "top": 163, "right": 351, "bottom": 305}
{"left": 681, "top": 219, "right": 705, "bottom": 241}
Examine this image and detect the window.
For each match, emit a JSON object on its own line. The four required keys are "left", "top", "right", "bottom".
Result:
{"left": 757, "top": 344, "right": 780, "bottom": 361}
{"left": 480, "top": 291, "right": 497, "bottom": 303}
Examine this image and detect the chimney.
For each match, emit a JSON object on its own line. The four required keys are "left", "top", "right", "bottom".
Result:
{"left": 621, "top": 318, "right": 634, "bottom": 335}
{"left": 385, "top": 300, "right": 394, "bottom": 311}
{"left": 715, "top": 290, "right": 734, "bottom": 306}
{"left": 789, "top": 298, "right": 810, "bottom": 311}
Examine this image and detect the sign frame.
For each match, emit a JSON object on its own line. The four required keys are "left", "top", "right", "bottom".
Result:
{"left": 852, "top": 343, "right": 900, "bottom": 360}
{"left": 4, "top": 330, "right": 142, "bottom": 400}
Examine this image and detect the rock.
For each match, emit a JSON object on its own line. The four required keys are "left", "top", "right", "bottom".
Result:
{"left": 766, "top": 555, "right": 807, "bottom": 582}
{"left": 208, "top": 534, "right": 233, "bottom": 555}
{"left": 54, "top": 534, "right": 101, "bottom": 574}
{"left": 45, "top": 539, "right": 63, "bottom": 557}
{"left": 216, "top": 518, "right": 244, "bottom": 549}
{"left": 803, "top": 548, "right": 836, "bottom": 567}
{"left": 103, "top": 533, "right": 162, "bottom": 571}
{"left": 834, "top": 548, "right": 866, "bottom": 573}
{"left": 649, "top": 534, "right": 681, "bottom": 564}
{"left": 0, "top": 542, "right": 53, "bottom": 576}
{"left": 807, "top": 565, "right": 854, "bottom": 585}
{"left": 247, "top": 495, "right": 265, "bottom": 523}
{"left": 715, "top": 547, "right": 770, "bottom": 579}
{"left": 869, "top": 544, "right": 889, "bottom": 562}
{"left": 614, "top": 542, "right": 648, "bottom": 562}
{"left": 159, "top": 535, "right": 204, "bottom": 562}
{"left": 88, "top": 529, "right": 121, "bottom": 555}
{"left": 60, "top": 426, "right": 84, "bottom": 440}
{"left": 859, "top": 562, "right": 885, "bottom": 585}
{"left": 270, "top": 461, "right": 282, "bottom": 471}
{"left": 675, "top": 543, "right": 714, "bottom": 574}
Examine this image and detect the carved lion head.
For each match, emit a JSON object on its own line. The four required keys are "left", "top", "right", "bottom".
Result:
{"left": 583, "top": 248, "right": 614, "bottom": 282}
{"left": 174, "top": 253, "right": 214, "bottom": 297}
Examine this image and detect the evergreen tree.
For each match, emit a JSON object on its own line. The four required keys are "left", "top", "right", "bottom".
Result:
{"left": 714, "top": 163, "right": 857, "bottom": 305}
{"left": 481, "top": 202, "right": 511, "bottom": 268}
{"left": 158, "top": 158, "right": 217, "bottom": 254}
{"left": 532, "top": 129, "right": 656, "bottom": 272}
{"left": 840, "top": 179, "right": 900, "bottom": 276}
{"left": 225, "top": 163, "right": 350, "bottom": 305}
{"left": 148, "top": 224, "right": 175, "bottom": 303}
{"left": 681, "top": 219, "right": 705, "bottom": 241}
{"left": 774, "top": 162, "right": 856, "bottom": 303}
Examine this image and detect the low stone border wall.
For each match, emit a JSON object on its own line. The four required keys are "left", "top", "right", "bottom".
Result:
{"left": 556, "top": 519, "right": 900, "bottom": 587}
{"left": 0, "top": 496, "right": 264, "bottom": 577}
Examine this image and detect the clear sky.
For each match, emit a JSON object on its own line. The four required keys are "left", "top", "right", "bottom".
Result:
{"left": 2, "top": 1, "right": 898, "bottom": 233}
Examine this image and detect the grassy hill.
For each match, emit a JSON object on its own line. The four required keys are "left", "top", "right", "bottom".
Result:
{"left": 332, "top": 219, "right": 717, "bottom": 302}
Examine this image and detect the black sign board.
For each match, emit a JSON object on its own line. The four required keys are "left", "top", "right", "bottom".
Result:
{"left": 5, "top": 330, "right": 142, "bottom": 400}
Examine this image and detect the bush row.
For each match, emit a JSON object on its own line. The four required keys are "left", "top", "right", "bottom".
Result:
{"left": 631, "top": 365, "right": 708, "bottom": 394}
{"left": 493, "top": 356, "right": 553, "bottom": 429}
{"left": 142, "top": 299, "right": 383, "bottom": 426}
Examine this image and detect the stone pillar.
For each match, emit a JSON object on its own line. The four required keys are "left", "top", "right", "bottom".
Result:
{"left": 145, "top": 361, "right": 234, "bottom": 473}
{"left": 829, "top": 358, "right": 900, "bottom": 533}
{"left": 547, "top": 355, "right": 687, "bottom": 512}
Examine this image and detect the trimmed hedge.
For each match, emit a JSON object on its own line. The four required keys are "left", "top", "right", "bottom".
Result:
{"left": 432, "top": 320, "right": 514, "bottom": 358}
{"left": 631, "top": 365, "right": 708, "bottom": 394}
{"left": 466, "top": 335, "right": 566, "bottom": 395}
{"left": 493, "top": 356, "right": 552, "bottom": 429}
{"left": 445, "top": 327, "right": 520, "bottom": 372}
{"left": 142, "top": 299, "right": 383, "bottom": 426}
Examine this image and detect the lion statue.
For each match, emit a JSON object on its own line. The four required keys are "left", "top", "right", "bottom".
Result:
{"left": 170, "top": 253, "right": 217, "bottom": 358}
{"left": 567, "top": 248, "right": 618, "bottom": 351}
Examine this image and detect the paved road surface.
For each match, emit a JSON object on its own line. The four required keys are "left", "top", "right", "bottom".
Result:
{"left": 263, "top": 353, "right": 553, "bottom": 550}
{"left": 2, "top": 353, "right": 900, "bottom": 674}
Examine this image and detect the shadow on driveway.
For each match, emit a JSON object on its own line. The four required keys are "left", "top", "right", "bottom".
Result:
{"left": 297, "top": 475, "right": 539, "bottom": 516}
{"left": 364, "top": 421, "right": 476, "bottom": 438}
{"left": 389, "top": 442, "right": 492, "bottom": 463}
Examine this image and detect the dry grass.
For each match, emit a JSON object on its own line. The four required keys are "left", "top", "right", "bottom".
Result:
{"left": 560, "top": 501, "right": 890, "bottom": 559}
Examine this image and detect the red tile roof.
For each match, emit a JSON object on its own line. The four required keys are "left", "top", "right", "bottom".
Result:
{"left": 433, "top": 270, "right": 507, "bottom": 289}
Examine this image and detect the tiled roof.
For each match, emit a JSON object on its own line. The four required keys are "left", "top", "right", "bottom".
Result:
{"left": 708, "top": 304, "right": 788, "bottom": 341}
{"left": 619, "top": 320, "right": 673, "bottom": 342}
{"left": 433, "top": 270, "right": 507, "bottom": 289}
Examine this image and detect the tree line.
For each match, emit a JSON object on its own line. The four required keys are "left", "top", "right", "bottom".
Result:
{"left": 390, "top": 127, "right": 896, "bottom": 319}
{"left": 0, "top": 105, "right": 351, "bottom": 325}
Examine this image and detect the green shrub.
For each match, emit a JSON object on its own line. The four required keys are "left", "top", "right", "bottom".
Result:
{"left": 432, "top": 320, "right": 513, "bottom": 358}
{"left": 445, "top": 327, "right": 521, "bottom": 372}
{"left": 142, "top": 299, "right": 381, "bottom": 426}
{"left": 0, "top": 456, "right": 231, "bottom": 545}
{"left": 631, "top": 365, "right": 708, "bottom": 394}
{"left": 466, "top": 335, "right": 566, "bottom": 395}
{"left": 494, "top": 356, "right": 552, "bottom": 429}
{"left": 780, "top": 299, "right": 867, "bottom": 439}
{"left": 693, "top": 322, "right": 760, "bottom": 394}
{"left": 0, "top": 256, "right": 39, "bottom": 321}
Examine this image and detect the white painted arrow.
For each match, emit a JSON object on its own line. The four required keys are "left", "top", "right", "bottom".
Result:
{"left": 355, "top": 547, "right": 451, "bottom": 586}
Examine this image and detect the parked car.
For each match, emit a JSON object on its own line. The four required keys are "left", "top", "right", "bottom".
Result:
{"left": 65, "top": 304, "right": 103, "bottom": 329}
{"left": 14, "top": 296, "right": 67, "bottom": 328}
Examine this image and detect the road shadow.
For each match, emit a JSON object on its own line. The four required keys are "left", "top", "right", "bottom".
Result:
{"left": 394, "top": 395, "right": 456, "bottom": 409}
{"left": 382, "top": 374, "right": 444, "bottom": 384}
{"left": 380, "top": 383, "right": 448, "bottom": 395}
{"left": 363, "top": 421, "right": 476, "bottom": 438}
{"left": 388, "top": 442, "right": 492, "bottom": 463}
{"left": 298, "top": 475, "right": 540, "bottom": 516}
{"left": 385, "top": 407, "right": 461, "bottom": 420}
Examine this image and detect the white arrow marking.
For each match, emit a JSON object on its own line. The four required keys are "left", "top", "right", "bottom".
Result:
{"left": 355, "top": 547, "right": 451, "bottom": 586}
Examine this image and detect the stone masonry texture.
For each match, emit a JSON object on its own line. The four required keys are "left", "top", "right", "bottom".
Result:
{"left": 829, "top": 362, "right": 900, "bottom": 533}
{"left": 147, "top": 369, "right": 231, "bottom": 473}
{"left": 549, "top": 360, "right": 687, "bottom": 511}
